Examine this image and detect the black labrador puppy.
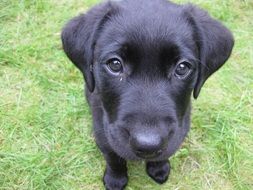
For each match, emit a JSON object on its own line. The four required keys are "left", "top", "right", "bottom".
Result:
{"left": 61, "top": 0, "right": 234, "bottom": 189}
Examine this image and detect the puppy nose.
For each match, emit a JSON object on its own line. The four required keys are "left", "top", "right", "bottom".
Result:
{"left": 130, "top": 133, "right": 164, "bottom": 159}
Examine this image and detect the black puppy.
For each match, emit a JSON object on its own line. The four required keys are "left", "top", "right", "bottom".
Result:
{"left": 61, "top": 0, "right": 234, "bottom": 189}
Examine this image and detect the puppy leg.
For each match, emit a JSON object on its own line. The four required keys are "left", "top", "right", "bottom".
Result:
{"left": 103, "top": 152, "right": 128, "bottom": 190}
{"left": 146, "top": 160, "right": 170, "bottom": 184}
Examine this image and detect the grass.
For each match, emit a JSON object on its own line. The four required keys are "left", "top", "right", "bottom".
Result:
{"left": 0, "top": 0, "right": 252, "bottom": 189}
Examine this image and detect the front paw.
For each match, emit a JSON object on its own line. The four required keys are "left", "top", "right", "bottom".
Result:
{"left": 103, "top": 169, "right": 128, "bottom": 190}
{"left": 146, "top": 160, "right": 170, "bottom": 184}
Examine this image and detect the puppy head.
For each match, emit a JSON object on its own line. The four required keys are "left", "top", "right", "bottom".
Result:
{"left": 62, "top": 0, "right": 234, "bottom": 160}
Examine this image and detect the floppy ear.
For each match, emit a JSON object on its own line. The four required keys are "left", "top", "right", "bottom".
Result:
{"left": 61, "top": 2, "right": 115, "bottom": 92}
{"left": 187, "top": 6, "right": 234, "bottom": 99}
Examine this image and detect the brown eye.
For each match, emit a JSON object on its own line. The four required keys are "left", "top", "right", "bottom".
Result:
{"left": 107, "top": 58, "right": 123, "bottom": 73}
{"left": 175, "top": 61, "right": 192, "bottom": 78}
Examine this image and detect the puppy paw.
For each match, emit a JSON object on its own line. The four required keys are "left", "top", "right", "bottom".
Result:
{"left": 146, "top": 160, "right": 170, "bottom": 184}
{"left": 103, "top": 169, "right": 128, "bottom": 190}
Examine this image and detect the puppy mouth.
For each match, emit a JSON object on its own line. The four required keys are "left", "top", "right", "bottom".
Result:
{"left": 107, "top": 123, "right": 177, "bottom": 160}
{"left": 134, "top": 149, "right": 164, "bottom": 159}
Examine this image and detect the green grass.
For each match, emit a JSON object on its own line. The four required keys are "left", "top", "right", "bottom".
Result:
{"left": 0, "top": 0, "right": 252, "bottom": 189}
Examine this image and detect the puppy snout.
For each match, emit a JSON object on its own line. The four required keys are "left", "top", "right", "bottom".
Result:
{"left": 130, "top": 132, "right": 165, "bottom": 159}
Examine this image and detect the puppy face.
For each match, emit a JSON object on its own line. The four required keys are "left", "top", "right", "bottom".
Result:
{"left": 62, "top": 0, "right": 234, "bottom": 161}
{"left": 93, "top": 7, "right": 198, "bottom": 160}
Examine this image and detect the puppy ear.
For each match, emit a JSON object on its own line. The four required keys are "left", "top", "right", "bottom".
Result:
{"left": 61, "top": 2, "right": 115, "bottom": 92}
{"left": 187, "top": 6, "right": 234, "bottom": 99}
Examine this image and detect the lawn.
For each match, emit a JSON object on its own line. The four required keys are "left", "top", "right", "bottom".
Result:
{"left": 0, "top": 0, "right": 252, "bottom": 189}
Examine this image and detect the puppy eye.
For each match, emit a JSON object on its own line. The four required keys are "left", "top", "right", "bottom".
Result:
{"left": 106, "top": 58, "right": 123, "bottom": 74}
{"left": 174, "top": 61, "right": 192, "bottom": 78}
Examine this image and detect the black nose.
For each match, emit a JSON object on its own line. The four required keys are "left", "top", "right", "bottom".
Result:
{"left": 130, "top": 133, "right": 164, "bottom": 159}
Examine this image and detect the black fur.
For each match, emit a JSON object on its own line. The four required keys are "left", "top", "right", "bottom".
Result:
{"left": 61, "top": 0, "right": 234, "bottom": 189}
